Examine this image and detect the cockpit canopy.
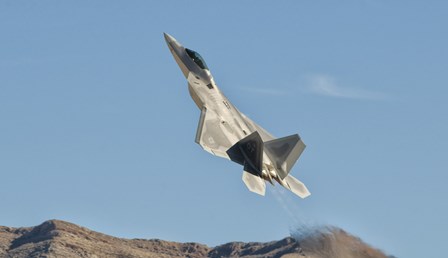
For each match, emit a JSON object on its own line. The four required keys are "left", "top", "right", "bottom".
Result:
{"left": 185, "top": 48, "right": 209, "bottom": 70}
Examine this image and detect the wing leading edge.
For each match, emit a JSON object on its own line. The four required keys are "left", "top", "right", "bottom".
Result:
{"left": 195, "top": 107, "right": 232, "bottom": 159}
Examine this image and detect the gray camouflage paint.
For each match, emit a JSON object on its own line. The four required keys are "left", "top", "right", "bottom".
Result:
{"left": 164, "top": 33, "right": 310, "bottom": 198}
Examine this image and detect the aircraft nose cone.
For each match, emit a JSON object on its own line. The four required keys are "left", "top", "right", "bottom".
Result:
{"left": 163, "top": 33, "right": 176, "bottom": 44}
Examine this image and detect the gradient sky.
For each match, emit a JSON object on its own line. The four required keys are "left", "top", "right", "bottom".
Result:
{"left": 1, "top": 1, "right": 447, "bottom": 258}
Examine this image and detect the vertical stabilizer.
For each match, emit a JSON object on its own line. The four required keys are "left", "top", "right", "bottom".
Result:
{"left": 226, "top": 132, "right": 264, "bottom": 175}
{"left": 264, "top": 134, "right": 306, "bottom": 179}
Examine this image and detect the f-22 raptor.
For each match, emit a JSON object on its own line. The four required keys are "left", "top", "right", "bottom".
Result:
{"left": 164, "top": 33, "right": 310, "bottom": 198}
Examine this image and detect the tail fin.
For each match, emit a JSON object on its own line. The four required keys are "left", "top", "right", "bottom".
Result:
{"left": 226, "top": 132, "right": 264, "bottom": 175}
{"left": 264, "top": 134, "right": 306, "bottom": 179}
{"left": 284, "top": 175, "right": 311, "bottom": 198}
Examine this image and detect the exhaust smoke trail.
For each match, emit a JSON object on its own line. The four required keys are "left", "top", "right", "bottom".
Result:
{"left": 270, "top": 187, "right": 389, "bottom": 258}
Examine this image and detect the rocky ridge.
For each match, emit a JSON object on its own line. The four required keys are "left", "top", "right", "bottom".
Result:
{"left": 0, "top": 220, "right": 391, "bottom": 258}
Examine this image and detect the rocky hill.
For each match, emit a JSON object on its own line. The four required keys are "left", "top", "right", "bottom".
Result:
{"left": 0, "top": 220, "right": 391, "bottom": 258}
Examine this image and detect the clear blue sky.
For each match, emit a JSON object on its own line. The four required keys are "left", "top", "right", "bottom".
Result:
{"left": 1, "top": 1, "right": 447, "bottom": 257}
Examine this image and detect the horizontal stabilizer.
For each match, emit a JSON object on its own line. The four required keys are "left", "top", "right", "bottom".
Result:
{"left": 284, "top": 175, "right": 310, "bottom": 198}
{"left": 242, "top": 171, "right": 266, "bottom": 196}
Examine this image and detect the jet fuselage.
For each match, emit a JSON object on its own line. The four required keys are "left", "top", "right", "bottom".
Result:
{"left": 164, "top": 33, "right": 277, "bottom": 181}
{"left": 164, "top": 33, "right": 310, "bottom": 198}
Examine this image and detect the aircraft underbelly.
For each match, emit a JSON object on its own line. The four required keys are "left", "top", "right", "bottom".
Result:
{"left": 188, "top": 84, "right": 204, "bottom": 109}
{"left": 165, "top": 33, "right": 310, "bottom": 199}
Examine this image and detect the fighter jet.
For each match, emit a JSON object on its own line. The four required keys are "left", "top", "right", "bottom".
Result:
{"left": 164, "top": 33, "right": 310, "bottom": 198}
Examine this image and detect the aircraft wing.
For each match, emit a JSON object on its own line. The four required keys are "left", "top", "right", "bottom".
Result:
{"left": 195, "top": 107, "right": 233, "bottom": 159}
{"left": 240, "top": 113, "right": 275, "bottom": 142}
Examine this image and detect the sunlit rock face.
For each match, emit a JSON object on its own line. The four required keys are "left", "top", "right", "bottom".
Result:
{"left": 0, "top": 220, "right": 392, "bottom": 258}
